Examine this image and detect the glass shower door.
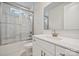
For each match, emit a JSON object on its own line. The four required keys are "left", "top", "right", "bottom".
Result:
{"left": 0, "top": 3, "right": 33, "bottom": 45}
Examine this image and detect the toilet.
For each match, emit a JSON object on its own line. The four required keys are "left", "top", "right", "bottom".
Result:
{"left": 21, "top": 43, "right": 32, "bottom": 56}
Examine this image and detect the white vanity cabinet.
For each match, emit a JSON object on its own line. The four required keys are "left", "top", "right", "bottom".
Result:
{"left": 33, "top": 35, "right": 79, "bottom": 56}
{"left": 32, "top": 37, "right": 41, "bottom": 56}
{"left": 32, "top": 37, "right": 56, "bottom": 56}
{"left": 36, "top": 39, "right": 56, "bottom": 56}
{"left": 56, "top": 46, "right": 79, "bottom": 56}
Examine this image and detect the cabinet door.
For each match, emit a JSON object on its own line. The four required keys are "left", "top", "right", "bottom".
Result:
{"left": 36, "top": 39, "right": 56, "bottom": 56}
{"left": 32, "top": 38, "right": 52, "bottom": 56}
{"left": 40, "top": 50, "right": 52, "bottom": 56}
{"left": 56, "top": 46, "right": 79, "bottom": 56}
{"left": 56, "top": 46, "right": 66, "bottom": 56}
{"left": 65, "top": 49, "right": 79, "bottom": 56}
{"left": 32, "top": 38, "right": 41, "bottom": 56}
{"left": 32, "top": 37, "right": 56, "bottom": 56}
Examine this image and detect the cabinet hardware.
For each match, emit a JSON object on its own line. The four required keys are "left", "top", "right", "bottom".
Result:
{"left": 59, "top": 53, "right": 65, "bottom": 56}
{"left": 41, "top": 50, "right": 46, "bottom": 56}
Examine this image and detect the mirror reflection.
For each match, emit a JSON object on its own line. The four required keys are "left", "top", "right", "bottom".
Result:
{"left": 44, "top": 2, "right": 79, "bottom": 30}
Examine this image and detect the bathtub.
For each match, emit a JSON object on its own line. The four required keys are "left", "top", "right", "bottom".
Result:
{"left": 0, "top": 40, "right": 32, "bottom": 56}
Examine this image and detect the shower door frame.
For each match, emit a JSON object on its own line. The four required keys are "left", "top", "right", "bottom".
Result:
{"left": 0, "top": 2, "right": 34, "bottom": 45}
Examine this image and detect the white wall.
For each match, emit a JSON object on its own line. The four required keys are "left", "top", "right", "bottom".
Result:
{"left": 34, "top": 2, "right": 51, "bottom": 35}
{"left": 47, "top": 3, "right": 79, "bottom": 39}
{"left": 48, "top": 4, "right": 64, "bottom": 30}
{"left": 64, "top": 3, "right": 79, "bottom": 30}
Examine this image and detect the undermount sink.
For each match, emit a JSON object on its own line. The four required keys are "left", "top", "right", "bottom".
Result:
{"left": 43, "top": 35, "right": 63, "bottom": 40}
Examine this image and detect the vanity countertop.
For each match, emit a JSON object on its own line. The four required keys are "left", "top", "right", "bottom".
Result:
{"left": 33, "top": 34, "right": 79, "bottom": 53}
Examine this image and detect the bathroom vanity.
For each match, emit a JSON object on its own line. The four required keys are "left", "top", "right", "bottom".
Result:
{"left": 32, "top": 2, "right": 79, "bottom": 56}
{"left": 32, "top": 34, "right": 79, "bottom": 56}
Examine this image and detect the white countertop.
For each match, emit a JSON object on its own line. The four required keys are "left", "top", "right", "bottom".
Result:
{"left": 33, "top": 34, "right": 79, "bottom": 53}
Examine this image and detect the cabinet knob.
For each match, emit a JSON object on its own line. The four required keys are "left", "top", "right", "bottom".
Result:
{"left": 60, "top": 53, "right": 65, "bottom": 56}
{"left": 41, "top": 50, "right": 46, "bottom": 56}
{"left": 33, "top": 39, "right": 36, "bottom": 41}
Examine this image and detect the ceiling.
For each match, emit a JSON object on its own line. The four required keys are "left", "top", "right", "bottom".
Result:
{"left": 16, "top": 2, "right": 34, "bottom": 10}
{"left": 44, "top": 2, "right": 71, "bottom": 16}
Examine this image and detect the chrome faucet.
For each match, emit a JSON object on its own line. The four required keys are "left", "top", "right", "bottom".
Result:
{"left": 52, "top": 29, "right": 58, "bottom": 37}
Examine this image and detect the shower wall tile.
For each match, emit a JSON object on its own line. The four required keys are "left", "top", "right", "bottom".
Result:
{"left": 15, "top": 17, "right": 20, "bottom": 24}
{"left": 0, "top": 12, "right": 7, "bottom": 23}
{"left": 16, "top": 25, "right": 21, "bottom": 35}
{"left": 21, "top": 26, "right": 28, "bottom": 33}
{"left": 0, "top": 23, "right": 7, "bottom": 40}
{"left": 7, "top": 24, "right": 16, "bottom": 39}
{"left": 0, "top": 3, "right": 2, "bottom": 20}
{"left": 15, "top": 35, "right": 21, "bottom": 41}
{"left": 7, "top": 15, "right": 16, "bottom": 24}
{"left": 0, "top": 3, "right": 9, "bottom": 23}
{"left": 21, "top": 33, "right": 27, "bottom": 40}
{"left": 22, "top": 17, "right": 27, "bottom": 25}
{"left": 19, "top": 16, "right": 23, "bottom": 24}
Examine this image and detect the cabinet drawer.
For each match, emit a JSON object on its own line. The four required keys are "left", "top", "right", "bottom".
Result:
{"left": 36, "top": 39, "right": 56, "bottom": 55}
{"left": 56, "top": 46, "right": 79, "bottom": 56}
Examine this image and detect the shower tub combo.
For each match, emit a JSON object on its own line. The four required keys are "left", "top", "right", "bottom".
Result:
{"left": 0, "top": 40, "right": 32, "bottom": 56}
{"left": 0, "top": 2, "right": 33, "bottom": 56}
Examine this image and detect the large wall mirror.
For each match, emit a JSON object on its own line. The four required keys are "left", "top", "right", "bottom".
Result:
{"left": 44, "top": 2, "right": 79, "bottom": 30}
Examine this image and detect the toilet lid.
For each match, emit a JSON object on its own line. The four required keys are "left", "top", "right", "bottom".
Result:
{"left": 24, "top": 43, "right": 32, "bottom": 47}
